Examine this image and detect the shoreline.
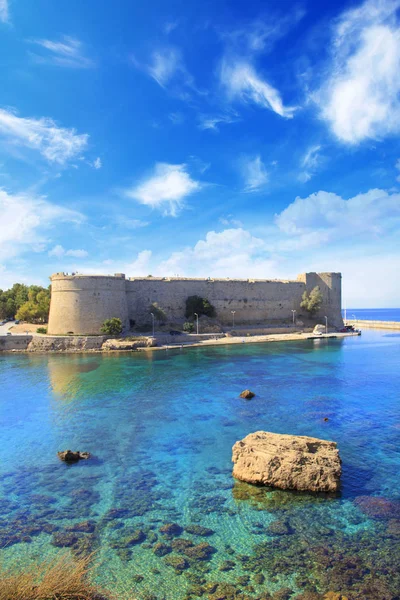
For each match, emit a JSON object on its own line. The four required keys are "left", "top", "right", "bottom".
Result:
{"left": 0, "top": 330, "right": 360, "bottom": 355}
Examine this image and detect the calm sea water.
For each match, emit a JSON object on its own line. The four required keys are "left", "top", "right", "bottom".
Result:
{"left": 343, "top": 308, "right": 400, "bottom": 321}
{"left": 0, "top": 330, "right": 400, "bottom": 599}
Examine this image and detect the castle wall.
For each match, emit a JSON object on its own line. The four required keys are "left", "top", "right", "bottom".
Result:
{"left": 48, "top": 272, "right": 343, "bottom": 334}
{"left": 48, "top": 273, "right": 129, "bottom": 335}
{"left": 126, "top": 278, "right": 305, "bottom": 326}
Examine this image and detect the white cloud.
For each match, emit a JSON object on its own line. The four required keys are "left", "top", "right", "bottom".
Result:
{"left": 48, "top": 245, "right": 88, "bottom": 258}
{"left": 298, "top": 145, "right": 322, "bottom": 182}
{"left": 158, "top": 228, "right": 278, "bottom": 278}
{"left": 220, "top": 60, "right": 296, "bottom": 118}
{"left": 114, "top": 216, "right": 149, "bottom": 229}
{"left": 219, "top": 215, "right": 243, "bottom": 227}
{"left": 0, "top": 0, "right": 8, "bottom": 23}
{"left": 0, "top": 189, "right": 84, "bottom": 262}
{"left": 198, "top": 112, "right": 239, "bottom": 131}
{"left": 316, "top": 0, "right": 400, "bottom": 143}
{"left": 169, "top": 112, "right": 185, "bottom": 125}
{"left": 147, "top": 48, "right": 181, "bottom": 87}
{"left": 29, "top": 36, "right": 95, "bottom": 68}
{"left": 92, "top": 157, "right": 102, "bottom": 169}
{"left": 125, "top": 163, "right": 201, "bottom": 216}
{"left": 0, "top": 108, "right": 89, "bottom": 164}
{"left": 127, "top": 250, "right": 152, "bottom": 275}
{"left": 164, "top": 21, "right": 179, "bottom": 34}
{"left": 221, "top": 10, "right": 305, "bottom": 55}
{"left": 395, "top": 158, "right": 400, "bottom": 181}
{"left": 241, "top": 155, "right": 268, "bottom": 191}
{"left": 275, "top": 188, "right": 400, "bottom": 239}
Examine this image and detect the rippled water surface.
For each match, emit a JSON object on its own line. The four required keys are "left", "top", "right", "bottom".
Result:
{"left": 1, "top": 330, "right": 400, "bottom": 599}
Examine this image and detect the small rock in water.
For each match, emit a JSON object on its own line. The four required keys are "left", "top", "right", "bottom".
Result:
{"left": 323, "top": 417, "right": 329, "bottom": 422}
{"left": 239, "top": 389, "right": 255, "bottom": 399}
{"left": 57, "top": 450, "right": 91, "bottom": 462}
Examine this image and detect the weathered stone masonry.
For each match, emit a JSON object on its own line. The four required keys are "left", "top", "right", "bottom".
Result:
{"left": 48, "top": 272, "right": 343, "bottom": 335}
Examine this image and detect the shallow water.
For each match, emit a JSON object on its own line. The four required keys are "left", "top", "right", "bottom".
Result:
{"left": 0, "top": 330, "right": 400, "bottom": 599}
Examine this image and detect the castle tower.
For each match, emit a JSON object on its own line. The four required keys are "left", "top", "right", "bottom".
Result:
{"left": 297, "top": 272, "right": 343, "bottom": 328}
{"left": 48, "top": 273, "right": 129, "bottom": 335}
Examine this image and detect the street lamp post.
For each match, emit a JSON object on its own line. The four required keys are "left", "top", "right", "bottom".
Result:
{"left": 324, "top": 316, "right": 328, "bottom": 334}
{"left": 352, "top": 313, "right": 356, "bottom": 322}
{"left": 291, "top": 309, "right": 296, "bottom": 326}
{"left": 231, "top": 310, "right": 236, "bottom": 329}
{"left": 194, "top": 312, "right": 199, "bottom": 335}
{"left": 150, "top": 312, "right": 155, "bottom": 338}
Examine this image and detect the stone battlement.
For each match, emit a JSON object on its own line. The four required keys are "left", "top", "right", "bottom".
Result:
{"left": 48, "top": 271, "right": 343, "bottom": 335}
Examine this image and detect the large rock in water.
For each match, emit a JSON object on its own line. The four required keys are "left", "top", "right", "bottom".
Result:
{"left": 232, "top": 431, "right": 341, "bottom": 492}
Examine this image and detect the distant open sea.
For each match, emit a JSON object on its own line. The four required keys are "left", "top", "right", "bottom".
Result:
{"left": 343, "top": 308, "right": 400, "bottom": 321}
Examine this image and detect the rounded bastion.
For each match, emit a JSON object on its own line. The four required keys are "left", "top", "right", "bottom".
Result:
{"left": 48, "top": 273, "right": 129, "bottom": 335}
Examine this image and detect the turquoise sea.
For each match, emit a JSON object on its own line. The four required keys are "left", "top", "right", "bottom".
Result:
{"left": 343, "top": 308, "right": 400, "bottom": 321}
{"left": 1, "top": 330, "right": 400, "bottom": 599}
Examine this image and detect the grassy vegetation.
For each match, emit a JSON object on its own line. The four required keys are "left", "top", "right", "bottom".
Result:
{"left": 0, "top": 553, "right": 113, "bottom": 600}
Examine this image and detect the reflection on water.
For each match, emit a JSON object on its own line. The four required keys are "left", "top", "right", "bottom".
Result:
{"left": 0, "top": 330, "right": 400, "bottom": 599}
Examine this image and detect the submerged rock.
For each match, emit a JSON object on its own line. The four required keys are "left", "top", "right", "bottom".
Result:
{"left": 354, "top": 496, "right": 400, "bottom": 519}
{"left": 57, "top": 450, "right": 91, "bottom": 462}
{"left": 232, "top": 431, "right": 341, "bottom": 493}
{"left": 239, "top": 389, "right": 255, "bottom": 399}
{"left": 184, "top": 524, "right": 214, "bottom": 536}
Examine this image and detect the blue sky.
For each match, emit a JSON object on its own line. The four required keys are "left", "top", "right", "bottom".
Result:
{"left": 0, "top": 0, "right": 399, "bottom": 306}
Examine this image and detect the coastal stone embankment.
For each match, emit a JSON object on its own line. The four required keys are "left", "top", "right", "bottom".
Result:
{"left": 347, "top": 319, "right": 400, "bottom": 330}
{"left": 232, "top": 431, "right": 341, "bottom": 492}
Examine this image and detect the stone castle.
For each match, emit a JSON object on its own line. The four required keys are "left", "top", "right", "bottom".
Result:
{"left": 47, "top": 271, "right": 343, "bottom": 335}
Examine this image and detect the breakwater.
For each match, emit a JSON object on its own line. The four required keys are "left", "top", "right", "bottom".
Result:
{"left": 347, "top": 319, "right": 400, "bottom": 330}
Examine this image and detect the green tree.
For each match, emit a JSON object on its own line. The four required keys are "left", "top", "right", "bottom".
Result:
{"left": 300, "top": 286, "right": 323, "bottom": 316}
{"left": 16, "top": 286, "right": 51, "bottom": 323}
{"left": 183, "top": 321, "right": 194, "bottom": 333}
{"left": 101, "top": 318, "right": 123, "bottom": 336}
{"left": 185, "top": 295, "right": 216, "bottom": 319}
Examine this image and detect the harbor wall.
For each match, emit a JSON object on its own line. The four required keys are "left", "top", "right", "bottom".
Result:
{"left": 347, "top": 319, "right": 400, "bottom": 330}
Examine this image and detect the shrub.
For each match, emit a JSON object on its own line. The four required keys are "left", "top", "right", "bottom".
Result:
{"left": 150, "top": 302, "right": 167, "bottom": 323}
{"left": 0, "top": 552, "right": 112, "bottom": 600}
{"left": 36, "top": 327, "right": 47, "bottom": 334}
{"left": 183, "top": 321, "right": 194, "bottom": 333}
{"left": 185, "top": 296, "right": 216, "bottom": 320}
{"left": 300, "top": 286, "right": 323, "bottom": 316}
{"left": 100, "top": 318, "right": 123, "bottom": 336}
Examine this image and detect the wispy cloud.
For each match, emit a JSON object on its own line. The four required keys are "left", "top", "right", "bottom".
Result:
{"left": 0, "top": 189, "right": 84, "bottom": 262}
{"left": 92, "top": 157, "right": 102, "bottom": 169}
{"left": 219, "top": 215, "right": 243, "bottom": 227}
{"left": 220, "top": 60, "right": 296, "bottom": 118}
{"left": 221, "top": 9, "right": 305, "bottom": 55}
{"left": 29, "top": 36, "right": 95, "bottom": 68}
{"left": 125, "top": 163, "right": 202, "bottom": 216}
{"left": 0, "top": 108, "right": 89, "bottom": 165}
{"left": 0, "top": 0, "right": 9, "bottom": 23}
{"left": 113, "top": 216, "right": 149, "bottom": 229}
{"left": 316, "top": 0, "right": 400, "bottom": 143}
{"left": 133, "top": 46, "right": 202, "bottom": 99}
{"left": 169, "top": 112, "right": 185, "bottom": 125}
{"left": 241, "top": 155, "right": 269, "bottom": 191}
{"left": 164, "top": 20, "right": 179, "bottom": 35}
{"left": 147, "top": 47, "right": 182, "bottom": 87}
{"left": 48, "top": 245, "right": 88, "bottom": 258}
{"left": 198, "top": 112, "right": 239, "bottom": 131}
{"left": 298, "top": 145, "right": 322, "bottom": 182}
